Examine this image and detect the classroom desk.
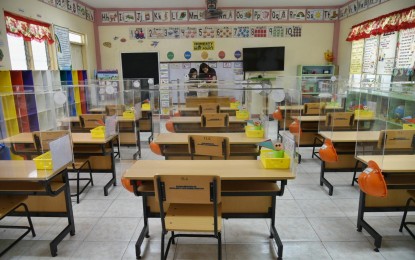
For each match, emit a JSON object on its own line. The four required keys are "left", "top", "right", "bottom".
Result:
{"left": 178, "top": 106, "right": 238, "bottom": 116}
{"left": 316, "top": 131, "right": 380, "bottom": 195}
{"left": 171, "top": 116, "right": 246, "bottom": 133}
{"left": 88, "top": 107, "right": 106, "bottom": 114}
{"left": 355, "top": 155, "right": 415, "bottom": 251}
{"left": 153, "top": 133, "right": 265, "bottom": 159}
{"left": 1, "top": 133, "right": 118, "bottom": 196}
{"left": 123, "top": 160, "right": 295, "bottom": 259}
{"left": 0, "top": 161, "right": 74, "bottom": 257}
{"left": 61, "top": 116, "right": 141, "bottom": 159}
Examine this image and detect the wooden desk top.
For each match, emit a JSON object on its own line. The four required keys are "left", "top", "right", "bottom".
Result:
{"left": 319, "top": 131, "right": 380, "bottom": 142}
{"left": 291, "top": 115, "right": 326, "bottom": 122}
{"left": 1, "top": 133, "right": 116, "bottom": 145}
{"left": 172, "top": 116, "right": 245, "bottom": 123}
{"left": 89, "top": 108, "right": 105, "bottom": 113}
{"left": 356, "top": 155, "right": 415, "bottom": 173}
{"left": 61, "top": 116, "right": 138, "bottom": 123}
{"left": 154, "top": 133, "right": 266, "bottom": 145}
{"left": 0, "top": 161, "right": 65, "bottom": 181}
{"left": 179, "top": 107, "right": 238, "bottom": 112}
{"left": 123, "top": 160, "right": 295, "bottom": 181}
{"left": 280, "top": 105, "right": 343, "bottom": 111}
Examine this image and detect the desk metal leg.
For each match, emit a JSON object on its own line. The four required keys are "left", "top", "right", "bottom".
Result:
{"left": 104, "top": 141, "right": 117, "bottom": 196}
{"left": 133, "top": 127, "right": 141, "bottom": 160}
{"left": 269, "top": 195, "right": 283, "bottom": 260}
{"left": 135, "top": 195, "right": 150, "bottom": 259}
{"left": 49, "top": 170, "right": 76, "bottom": 257}
{"left": 357, "top": 191, "right": 382, "bottom": 251}
{"left": 320, "top": 161, "right": 334, "bottom": 196}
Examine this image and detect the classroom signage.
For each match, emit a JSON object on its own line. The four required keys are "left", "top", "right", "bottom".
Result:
{"left": 184, "top": 51, "right": 191, "bottom": 60}
{"left": 395, "top": 28, "right": 415, "bottom": 69}
{"left": 54, "top": 25, "right": 72, "bottom": 70}
{"left": 376, "top": 32, "right": 398, "bottom": 75}
{"left": 271, "top": 9, "right": 288, "bottom": 21}
{"left": 218, "top": 10, "right": 235, "bottom": 21}
{"left": 362, "top": 36, "right": 379, "bottom": 74}
{"left": 350, "top": 39, "right": 364, "bottom": 74}
{"left": 193, "top": 41, "right": 215, "bottom": 51}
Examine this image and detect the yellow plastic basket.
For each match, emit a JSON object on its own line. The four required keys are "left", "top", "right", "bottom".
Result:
{"left": 260, "top": 149, "right": 290, "bottom": 169}
{"left": 230, "top": 102, "right": 240, "bottom": 109}
{"left": 354, "top": 110, "right": 374, "bottom": 119}
{"left": 245, "top": 125, "right": 264, "bottom": 138}
{"left": 236, "top": 110, "right": 249, "bottom": 120}
{"left": 123, "top": 111, "right": 135, "bottom": 119}
{"left": 90, "top": 126, "right": 105, "bottom": 138}
{"left": 403, "top": 124, "right": 415, "bottom": 130}
{"left": 141, "top": 103, "right": 151, "bottom": 110}
{"left": 33, "top": 151, "right": 53, "bottom": 170}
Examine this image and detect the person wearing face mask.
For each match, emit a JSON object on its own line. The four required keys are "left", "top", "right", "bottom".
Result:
{"left": 199, "top": 63, "right": 217, "bottom": 96}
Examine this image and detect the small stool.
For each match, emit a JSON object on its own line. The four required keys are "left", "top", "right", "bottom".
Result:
{"left": 0, "top": 195, "right": 36, "bottom": 257}
{"left": 399, "top": 190, "right": 415, "bottom": 239}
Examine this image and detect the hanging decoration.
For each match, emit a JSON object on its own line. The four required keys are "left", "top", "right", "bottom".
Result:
{"left": 346, "top": 6, "right": 415, "bottom": 41}
{"left": 4, "top": 11, "right": 54, "bottom": 44}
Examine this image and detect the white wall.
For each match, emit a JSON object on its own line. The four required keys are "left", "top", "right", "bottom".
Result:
{"left": 98, "top": 23, "right": 334, "bottom": 78}
{"left": 337, "top": 0, "right": 414, "bottom": 78}
{"left": 0, "top": 0, "right": 96, "bottom": 77}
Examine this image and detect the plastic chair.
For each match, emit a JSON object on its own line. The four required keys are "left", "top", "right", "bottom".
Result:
{"left": 201, "top": 113, "right": 229, "bottom": 128}
{"left": 399, "top": 190, "right": 415, "bottom": 239}
{"left": 0, "top": 195, "right": 35, "bottom": 257}
{"left": 199, "top": 103, "right": 220, "bottom": 115}
{"left": 33, "top": 131, "right": 93, "bottom": 204}
{"left": 154, "top": 174, "right": 222, "bottom": 260}
{"left": 105, "top": 105, "right": 125, "bottom": 116}
{"left": 188, "top": 135, "right": 230, "bottom": 160}
{"left": 303, "top": 102, "right": 324, "bottom": 115}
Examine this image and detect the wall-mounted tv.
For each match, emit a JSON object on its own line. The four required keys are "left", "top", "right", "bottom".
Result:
{"left": 242, "top": 47, "right": 285, "bottom": 72}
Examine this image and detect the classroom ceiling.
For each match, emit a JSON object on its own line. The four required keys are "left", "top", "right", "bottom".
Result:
{"left": 81, "top": 0, "right": 350, "bottom": 9}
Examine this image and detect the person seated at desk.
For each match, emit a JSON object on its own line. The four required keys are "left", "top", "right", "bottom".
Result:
{"left": 199, "top": 63, "right": 218, "bottom": 96}
{"left": 186, "top": 68, "right": 199, "bottom": 97}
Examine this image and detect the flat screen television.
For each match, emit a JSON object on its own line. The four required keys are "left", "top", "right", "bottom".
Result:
{"left": 242, "top": 47, "right": 285, "bottom": 72}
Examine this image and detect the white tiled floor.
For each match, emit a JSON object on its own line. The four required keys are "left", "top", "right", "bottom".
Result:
{"left": 0, "top": 131, "right": 414, "bottom": 259}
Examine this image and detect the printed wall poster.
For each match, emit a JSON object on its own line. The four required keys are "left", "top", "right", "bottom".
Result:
{"left": 218, "top": 9, "right": 234, "bottom": 21}
{"left": 199, "top": 27, "right": 215, "bottom": 38}
{"left": 306, "top": 9, "right": 323, "bottom": 21}
{"left": 285, "top": 26, "right": 302, "bottom": 37}
{"left": 233, "top": 26, "right": 250, "bottom": 38}
{"left": 395, "top": 28, "right": 415, "bottom": 69}
{"left": 271, "top": 9, "right": 288, "bottom": 21}
{"left": 181, "top": 27, "right": 198, "bottom": 38}
{"left": 324, "top": 9, "right": 339, "bottom": 20}
{"left": 171, "top": 10, "right": 188, "bottom": 22}
{"left": 253, "top": 9, "right": 270, "bottom": 21}
{"left": 193, "top": 41, "right": 215, "bottom": 51}
{"left": 357, "top": 0, "right": 368, "bottom": 12}
{"left": 147, "top": 27, "right": 166, "bottom": 39}
{"left": 348, "top": 1, "right": 358, "bottom": 15}
{"left": 41, "top": 0, "right": 55, "bottom": 5}
{"left": 252, "top": 26, "right": 267, "bottom": 38}
{"left": 136, "top": 11, "right": 153, "bottom": 22}
{"left": 165, "top": 27, "right": 181, "bottom": 39}
{"left": 339, "top": 5, "right": 349, "bottom": 19}
{"left": 268, "top": 26, "right": 285, "bottom": 37}
{"left": 55, "top": 0, "right": 67, "bottom": 10}
{"left": 66, "top": 0, "right": 77, "bottom": 14}
{"left": 217, "top": 26, "right": 233, "bottom": 38}
{"left": 118, "top": 11, "right": 135, "bottom": 23}
{"left": 367, "top": 0, "right": 380, "bottom": 8}
{"left": 153, "top": 10, "right": 170, "bottom": 22}
{"left": 362, "top": 36, "right": 379, "bottom": 74}
{"left": 235, "top": 9, "right": 253, "bottom": 21}
{"left": 76, "top": 2, "right": 86, "bottom": 18}
{"left": 86, "top": 7, "right": 94, "bottom": 22}
{"left": 350, "top": 39, "right": 364, "bottom": 74}
{"left": 54, "top": 25, "right": 72, "bottom": 70}
{"left": 101, "top": 11, "right": 118, "bottom": 23}
{"left": 289, "top": 9, "right": 306, "bottom": 20}
{"left": 376, "top": 32, "right": 398, "bottom": 75}
{"left": 130, "top": 28, "right": 146, "bottom": 39}
{"left": 188, "top": 10, "right": 205, "bottom": 21}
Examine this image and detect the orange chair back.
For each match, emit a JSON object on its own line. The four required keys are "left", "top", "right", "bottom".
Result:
{"left": 358, "top": 160, "right": 387, "bottom": 197}
{"left": 318, "top": 139, "right": 338, "bottom": 162}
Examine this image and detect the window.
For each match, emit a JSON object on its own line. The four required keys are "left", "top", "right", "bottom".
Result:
{"left": 5, "top": 11, "right": 53, "bottom": 70}
{"left": 7, "top": 34, "right": 27, "bottom": 70}
{"left": 69, "top": 31, "right": 85, "bottom": 70}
